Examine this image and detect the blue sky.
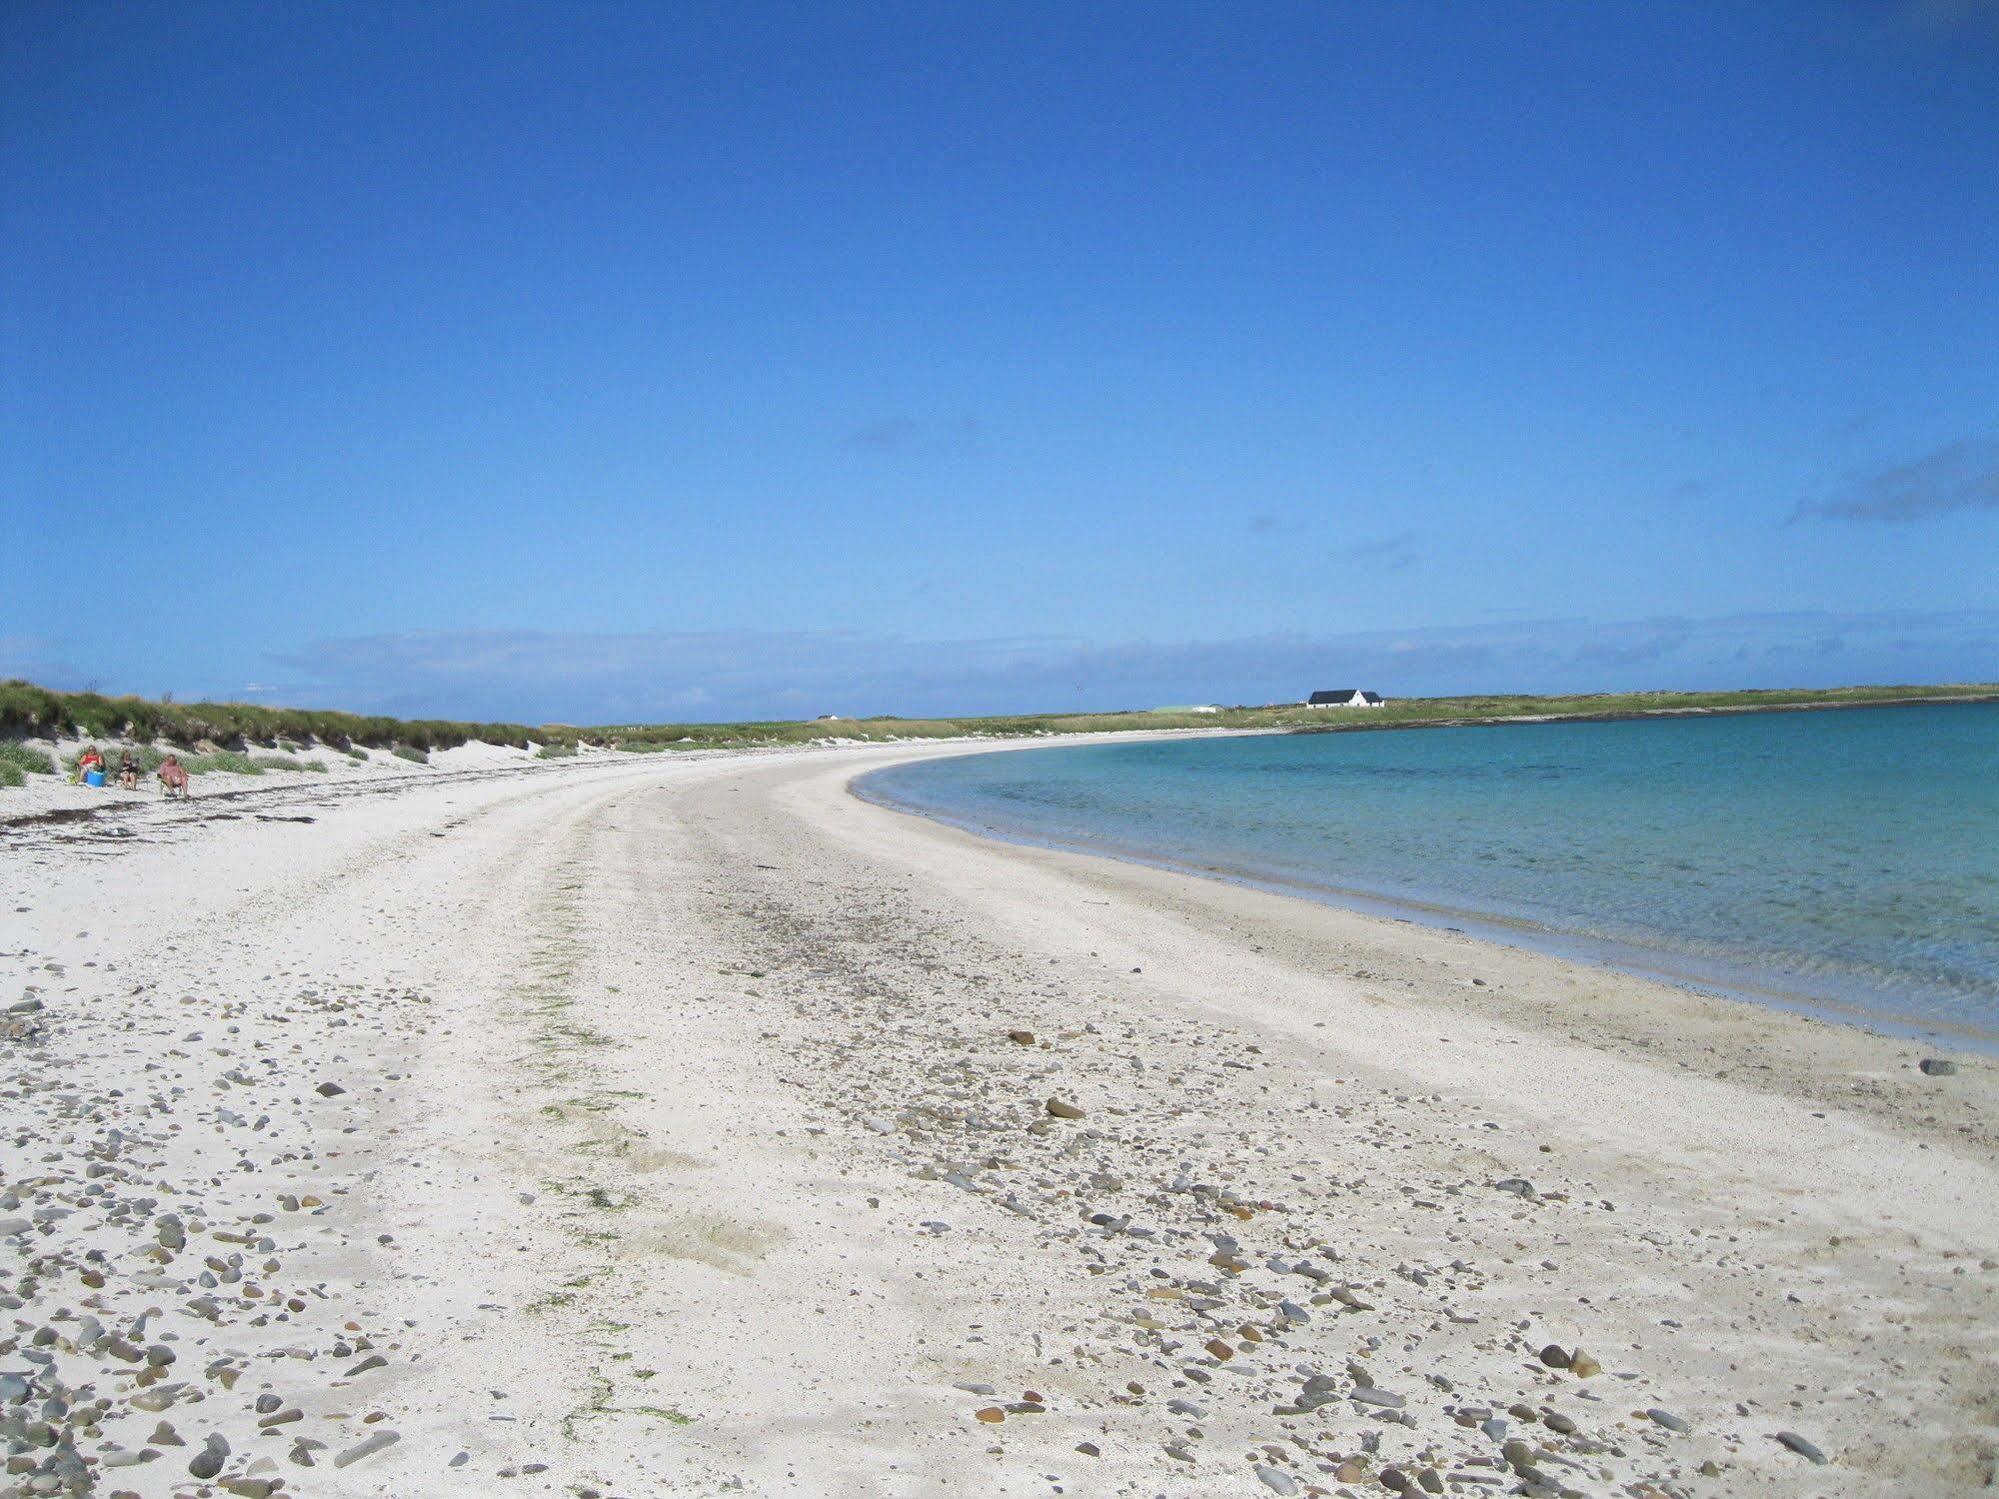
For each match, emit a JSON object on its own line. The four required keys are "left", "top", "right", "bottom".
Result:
{"left": 5, "top": 2, "right": 1996, "bottom": 722}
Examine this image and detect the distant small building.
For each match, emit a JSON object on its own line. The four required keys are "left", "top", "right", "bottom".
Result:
{"left": 1307, "top": 689, "right": 1385, "bottom": 708}
{"left": 1151, "top": 704, "right": 1222, "bottom": 715}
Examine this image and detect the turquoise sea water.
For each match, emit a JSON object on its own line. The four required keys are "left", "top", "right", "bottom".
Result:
{"left": 858, "top": 703, "right": 1999, "bottom": 1041}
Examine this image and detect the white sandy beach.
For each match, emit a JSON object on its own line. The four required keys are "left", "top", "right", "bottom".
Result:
{"left": 3, "top": 738, "right": 1995, "bottom": 1498}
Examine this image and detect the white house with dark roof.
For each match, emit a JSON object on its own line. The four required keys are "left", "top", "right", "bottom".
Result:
{"left": 1307, "top": 689, "right": 1385, "bottom": 707}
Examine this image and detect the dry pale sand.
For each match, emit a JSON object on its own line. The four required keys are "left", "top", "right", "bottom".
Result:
{"left": 3, "top": 737, "right": 1995, "bottom": 1499}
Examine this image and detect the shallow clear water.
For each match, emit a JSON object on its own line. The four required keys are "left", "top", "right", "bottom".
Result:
{"left": 860, "top": 703, "right": 1999, "bottom": 1039}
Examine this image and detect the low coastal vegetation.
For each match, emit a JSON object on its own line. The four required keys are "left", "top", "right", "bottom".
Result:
{"left": 0, "top": 677, "right": 1991, "bottom": 788}
{"left": 552, "top": 681, "right": 1999, "bottom": 752}
{"left": 0, "top": 679, "right": 538, "bottom": 753}
{"left": 185, "top": 751, "right": 328, "bottom": 776}
{"left": 0, "top": 740, "right": 58, "bottom": 786}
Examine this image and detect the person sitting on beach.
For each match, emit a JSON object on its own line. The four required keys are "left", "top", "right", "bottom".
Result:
{"left": 157, "top": 754, "right": 191, "bottom": 799}
{"left": 75, "top": 745, "right": 105, "bottom": 784}
{"left": 118, "top": 751, "right": 140, "bottom": 790}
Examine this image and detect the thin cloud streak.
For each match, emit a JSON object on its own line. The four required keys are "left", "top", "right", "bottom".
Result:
{"left": 841, "top": 415, "right": 984, "bottom": 454}
{"left": 842, "top": 417, "right": 918, "bottom": 451}
{"left": 1791, "top": 439, "right": 1999, "bottom": 523}
{"left": 1345, "top": 529, "right": 1424, "bottom": 570}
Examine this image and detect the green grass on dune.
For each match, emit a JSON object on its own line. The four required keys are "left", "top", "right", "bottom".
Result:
{"left": 179, "top": 750, "right": 257, "bottom": 775}
{"left": 0, "top": 679, "right": 537, "bottom": 753}
{"left": 0, "top": 741, "right": 58, "bottom": 777}
{"left": 247, "top": 753, "right": 326, "bottom": 773}
{"left": 180, "top": 751, "right": 327, "bottom": 776}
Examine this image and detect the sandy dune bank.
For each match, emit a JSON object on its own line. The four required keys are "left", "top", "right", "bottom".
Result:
{"left": 3, "top": 740, "right": 1993, "bottom": 1497}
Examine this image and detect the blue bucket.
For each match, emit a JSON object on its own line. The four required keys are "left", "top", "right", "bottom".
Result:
{"left": 84, "top": 769, "right": 105, "bottom": 787}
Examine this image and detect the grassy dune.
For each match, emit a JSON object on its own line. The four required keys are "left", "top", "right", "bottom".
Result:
{"left": 2, "top": 677, "right": 1992, "bottom": 772}
{"left": 0, "top": 681, "right": 537, "bottom": 754}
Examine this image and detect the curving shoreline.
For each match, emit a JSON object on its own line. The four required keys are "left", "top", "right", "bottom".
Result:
{"left": 852, "top": 706, "right": 1999, "bottom": 1058}
{"left": 853, "top": 758, "right": 1999, "bottom": 1059}
{"left": 3, "top": 737, "right": 1993, "bottom": 1496}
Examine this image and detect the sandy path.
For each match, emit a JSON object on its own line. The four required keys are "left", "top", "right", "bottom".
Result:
{"left": 3, "top": 740, "right": 1994, "bottom": 1498}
